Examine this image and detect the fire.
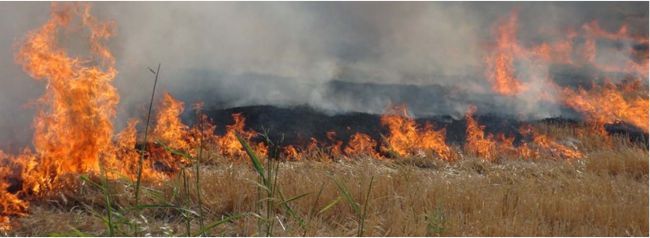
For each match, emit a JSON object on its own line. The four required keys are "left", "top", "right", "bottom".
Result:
{"left": 530, "top": 134, "right": 583, "bottom": 159}
{"left": 464, "top": 106, "right": 498, "bottom": 160}
{"left": 148, "top": 93, "right": 194, "bottom": 174}
{"left": 187, "top": 113, "right": 219, "bottom": 160}
{"left": 216, "top": 113, "right": 267, "bottom": 159}
{"left": 279, "top": 132, "right": 381, "bottom": 161}
{"left": 530, "top": 29, "right": 577, "bottom": 64}
{"left": 581, "top": 21, "right": 649, "bottom": 78}
{"left": 0, "top": 3, "right": 134, "bottom": 230}
{"left": 15, "top": 2, "right": 119, "bottom": 181}
{"left": 484, "top": 10, "right": 527, "bottom": 96}
{"left": 282, "top": 145, "right": 301, "bottom": 161}
{"left": 464, "top": 107, "right": 584, "bottom": 160}
{"left": 326, "top": 131, "right": 343, "bottom": 158}
{"left": 0, "top": 3, "right": 644, "bottom": 231}
{"left": 217, "top": 113, "right": 245, "bottom": 157}
{"left": 159, "top": 108, "right": 268, "bottom": 161}
{"left": 0, "top": 152, "right": 28, "bottom": 231}
{"left": 562, "top": 83, "right": 649, "bottom": 133}
{"left": 283, "top": 138, "right": 319, "bottom": 161}
{"left": 153, "top": 92, "right": 190, "bottom": 151}
{"left": 139, "top": 95, "right": 277, "bottom": 169}
{"left": 563, "top": 20, "right": 649, "bottom": 133}
{"left": 582, "top": 21, "right": 648, "bottom": 45}
{"left": 344, "top": 133, "right": 380, "bottom": 158}
{"left": 106, "top": 120, "right": 140, "bottom": 177}
{"left": 518, "top": 126, "right": 583, "bottom": 159}
{"left": 484, "top": 10, "right": 648, "bottom": 132}
{"left": 380, "top": 105, "right": 452, "bottom": 160}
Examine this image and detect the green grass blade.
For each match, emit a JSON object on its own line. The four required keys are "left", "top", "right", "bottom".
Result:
{"left": 277, "top": 189, "right": 306, "bottom": 228}
{"left": 48, "top": 227, "right": 93, "bottom": 237}
{"left": 250, "top": 181, "right": 273, "bottom": 193}
{"left": 318, "top": 196, "right": 342, "bottom": 215}
{"left": 304, "top": 183, "right": 326, "bottom": 236}
{"left": 156, "top": 140, "right": 193, "bottom": 159}
{"left": 332, "top": 177, "right": 361, "bottom": 215}
{"left": 281, "top": 192, "right": 311, "bottom": 205}
{"left": 236, "top": 134, "right": 267, "bottom": 185}
{"left": 358, "top": 176, "right": 375, "bottom": 237}
{"left": 79, "top": 175, "right": 104, "bottom": 192}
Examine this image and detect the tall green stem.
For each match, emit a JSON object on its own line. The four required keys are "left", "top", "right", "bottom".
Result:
{"left": 135, "top": 63, "right": 160, "bottom": 206}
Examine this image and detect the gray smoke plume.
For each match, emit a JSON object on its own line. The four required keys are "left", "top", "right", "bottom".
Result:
{"left": 0, "top": 2, "right": 647, "bottom": 148}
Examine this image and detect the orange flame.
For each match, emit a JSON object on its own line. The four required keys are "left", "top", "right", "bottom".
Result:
{"left": 464, "top": 106, "right": 498, "bottom": 160}
{"left": 484, "top": 9, "right": 648, "bottom": 132}
{"left": 380, "top": 105, "right": 452, "bottom": 160}
{"left": 0, "top": 152, "right": 29, "bottom": 231}
{"left": 216, "top": 113, "right": 267, "bottom": 159}
{"left": 518, "top": 125, "right": 583, "bottom": 159}
{"left": 530, "top": 134, "right": 583, "bottom": 159}
{"left": 282, "top": 145, "right": 301, "bottom": 161}
{"left": 15, "top": 3, "right": 119, "bottom": 181}
{"left": 326, "top": 131, "right": 343, "bottom": 158}
{"left": 484, "top": 11, "right": 527, "bottom": 96}
{"left": 1, "top": 4, "right": 645, "bottom": 230}
{"left": 344, "top": 132, "right": 380, "bottom": 158}
{"left": 187, "top": 113, "right": 219, "bottom": 159}
{"left": 465, "top": 108, "right": 584, "bottom": 160}
{"left": 581, "top": 21, "right": 649, "bottom": 77}
{"left": 563, "top": 83, "right": 649, "bottom": 133}
{"left": 153, "top": 92, "right": 190, "bottom": 151}
{"left": 0, "top": 3, "right": 135, "bottom": 229}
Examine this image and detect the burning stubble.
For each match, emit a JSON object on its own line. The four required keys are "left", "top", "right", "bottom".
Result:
{"left": 0, "top": 2, "right": 647, "bottom": 235}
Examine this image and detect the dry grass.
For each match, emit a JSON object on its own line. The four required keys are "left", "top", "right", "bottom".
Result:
{"left": 4, "top": 126, "right": 649, "bottom": 236}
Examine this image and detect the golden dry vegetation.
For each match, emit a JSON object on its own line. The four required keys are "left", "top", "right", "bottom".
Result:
{"left": 2, "top": 3, "right": 648, "bottom": 237}
{"left": 5, "top": 124, "right": 648, "bottom": 237}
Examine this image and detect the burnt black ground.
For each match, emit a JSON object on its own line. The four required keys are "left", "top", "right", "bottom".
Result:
{"left": 201, "top": 105, "right": 648, "bottom": 148}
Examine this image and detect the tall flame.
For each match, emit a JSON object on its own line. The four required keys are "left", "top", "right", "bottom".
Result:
{"left": 484, "top": 10, "right": 527, "bottom": 96}
{"left": 484, "top": 10, "right": 648, "bottom": 133}
{"left": 15, "top": 2, "right": 119, "bottom": 188}
{"left": 0, "top": 3, "right": 127, "bottom": 230}
{"left": 464, "top": 106, "right": 498, "bottom": 160}
{"left": 153, "top": 92, "right": 190, "bottom": 151}
{"left": 0, "top": 4, "right": 645, "bottom": 231}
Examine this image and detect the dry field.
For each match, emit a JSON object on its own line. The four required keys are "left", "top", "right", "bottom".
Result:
{"left": 1, "top": 3, "right": 648, "bottom": 237}
{"left": 5, "top": 125, "right": 648, "bottom": 237}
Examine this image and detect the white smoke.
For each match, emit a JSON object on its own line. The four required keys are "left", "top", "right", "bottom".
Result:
{"left": 0, "top": 2, "right": 647, "bottom": 147}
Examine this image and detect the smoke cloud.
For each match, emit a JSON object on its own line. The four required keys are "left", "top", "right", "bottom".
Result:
{"left": 0, "top": 2, "right": 647, "bottom": 147}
